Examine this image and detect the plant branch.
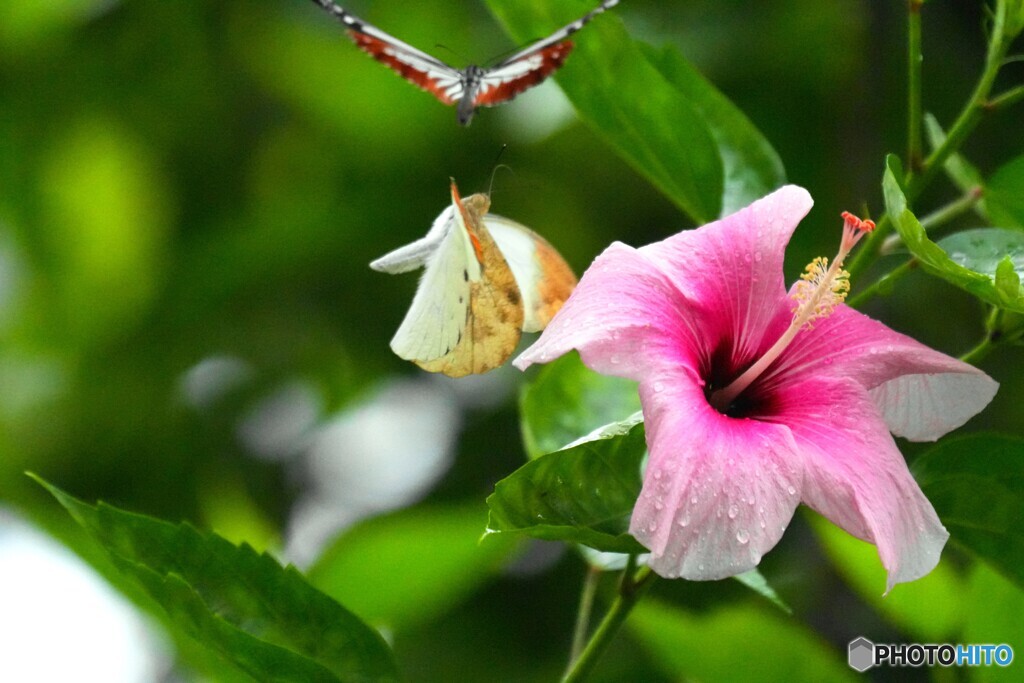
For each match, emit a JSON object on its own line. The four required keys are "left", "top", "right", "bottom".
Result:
{"left": 880, "top": 187, "right": 982, "bottom": 253}
{"left": 907, "top": 0, "right": 924, "bottom": 174}
{"left": 916, "top": 3, "right": 1010, "bottom": 182}
{"left": 562, "top": 561, "right": 657, "bottom": 683}
{"left": 848, "top": 258, "right": 917, "bottom": 308}
{"left": 960, "top": 335, "right": 996, "bottom": 365}
{"left": 568, "top": 566, "right": 603, "bottom": 668}
{"left": 848, "top": 3, "right": 1014, "bottom": 279}
{"left": 958, "top": 306, "right": 1024, "bottom": 364}
{"left": 989, "top": 84, "right": 1024, "bottom": 110}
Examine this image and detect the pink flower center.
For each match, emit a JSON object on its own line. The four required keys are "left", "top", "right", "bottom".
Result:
{"left": 708, "top": 212, "right": 874, "bottom": 414}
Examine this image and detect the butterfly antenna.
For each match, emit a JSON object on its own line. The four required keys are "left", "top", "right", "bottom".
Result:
{"left": 489, "top": 167, "right": 516, "bottom": 200}
{"left": 434, "top": 44, "right": 472, "bottom": 65}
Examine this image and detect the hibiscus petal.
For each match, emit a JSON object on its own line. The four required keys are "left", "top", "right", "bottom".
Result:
{"left": 629, "top": 367, "right": 803, "bottom": 580}
{"left": 767, "top": 304, "right": 998, "bottom": 441}
{"left": 514, "top": 242, "right": 705, "bottom": 381}
{"left": 772, "top": 375, "right": 949, "bottom": 593}
{"left": 639, "top": 185, "right": 813, "bottom": 364}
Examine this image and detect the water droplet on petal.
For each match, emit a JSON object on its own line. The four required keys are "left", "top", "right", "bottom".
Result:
{"left": 653, "top": 381, "right": 665, "bottom": 393}
{"left": 610, "top": 355, "right": 621, "bottom": 365}
{"left": 727, "top": 504, "right": 739, "bottom": 519}
{"left": 654, "top": 499, "right": 664, "bottom": 510}
{"left": 690, "top": 496, "right": 698, "bottom": 505}
{"left": 648, "top": 521, "right": 658, "bottom": 532}
{"left": 677, "top": 516, "right": 689, "bottom": 528}
{"left": 760, "top": 519, "right": 767, "bottom": 529}
{"left": 653, "top": 469, "right": 662, "bottom": 480}
{"left": 698, "top": 563, "right": 705, "bottom": 572}
{"left": 787, "top": 485, "right": 796, "bottom": 496}
{"left": 736, "top": 529, "right": 750, "bottom": 544}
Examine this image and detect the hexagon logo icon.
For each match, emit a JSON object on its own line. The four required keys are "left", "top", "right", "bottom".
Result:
{"left": 848, "top": 637, "right": 875, "bottom": 672}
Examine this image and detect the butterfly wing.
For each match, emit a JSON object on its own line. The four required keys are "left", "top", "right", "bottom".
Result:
{"left": 311, "top": 0, "right": 465, "bottom": 105}
{"left": 484, "top": 216, "right": 577, "bottom": 332}
{"left": 370, "top": 203, "right": 455, "bottom": 274}
{"left": 472, "top": 42, "right": 574, "bottom": 109}
{"left": 415, "top": 190, "right": 525, "bottom": 377}
{"left": 472, "top": 0, "right": 619, "bottom": 109}
{"left": 386, "top": 204, "right": 476, "bottom": 366}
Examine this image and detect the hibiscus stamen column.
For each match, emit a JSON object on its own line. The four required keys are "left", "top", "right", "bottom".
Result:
{"left": 709, "top": 212, "right": 875, "bottom": 413}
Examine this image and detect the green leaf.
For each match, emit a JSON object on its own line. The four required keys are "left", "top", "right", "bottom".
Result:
{"left": 986, "top": 155, "right": 1024, "bottom": 230}
{"left": 485, "top": 417, "right": 648, "bottom": 554}
{"left": 808, "top": 514, "right": 965, "bottom": 641}
{"left": 733, "top": 569, "right": 791, "bottom": 615}
{"left": 630, "top": 600, "right": 856, "bottom": 683}
{"left": 308, "top": 502, "right": 519, "bottom": 631}
{"left": 33, "top": 475, "right": 399, "bottom": 683}
{"left": 912, "top": 433, "right": 1024, "bottom": 591}
{"left": 638, "top": 43, "right": 786, "bottom": 216}
{"left": 936, "top": 228, "right": 1024, "bottom": 296}
{"left": 519, "top": 352, "right": 641, "bottom": 460}
{"left": 882, "top": 158, "right": 1024, "bottom": 311}
{"left": 487, "top": 0, "right": 723, "bottom": 222}
{"left": 886, "top": 153, "right": 907, "bottom": 191}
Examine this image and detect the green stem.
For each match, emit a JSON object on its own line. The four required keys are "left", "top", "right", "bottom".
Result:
{"left": 918, "top": 188, "right": 983, "bottom": 230}
{"left": 960, "top": 334, "right": 996, "bottom": 365}
{"left": 848, "top": 3, "right": 1013, "bottom": 279}
{"left": 568, "top": 566, "right": 602, "bottom": 667}
{"left": 959, "top": 307, "right": 1010, "bottom": 365}
{"left": 880, "top": 188, "right": 982, "bottom": 253}
{"left": 989, "top": 84, "right": 1024, "bottom": 110}
{"left": 907, "top": 0, "right": 924, "bottom": 174}
{"left": 848, "top": 258, "right": 917, "bottom": 308}
{"left": 912, "top": 3, "right": 1009, "bottom": 195}
{"left": 562, "top": 563, "right": 657, "bottom": 683}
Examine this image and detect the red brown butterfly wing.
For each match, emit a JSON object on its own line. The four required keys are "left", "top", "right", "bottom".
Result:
{"left": 471, "top": 41, "right": 574, "bottom": 108}
{"left": 347, "top": 30, "right": 462, "bottom": 105}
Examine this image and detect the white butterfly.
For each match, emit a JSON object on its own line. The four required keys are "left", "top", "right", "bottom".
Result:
{"left": 371, "top": 180, "right": 577, "bottom": 376}
{"left": 309, "top": 0, "right": 620, "bottom": 125}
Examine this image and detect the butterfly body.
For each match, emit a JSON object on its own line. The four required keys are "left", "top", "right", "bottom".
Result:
{"left": 311, "top": 0, "right": 618, "bottom": 125}
{"left": 371, "top": 181, "right": 576, "bottom": 376}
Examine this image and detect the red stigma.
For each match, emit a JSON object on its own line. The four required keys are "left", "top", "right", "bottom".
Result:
{"left": 841, "top": 211, "right": 875, "bottom": 233}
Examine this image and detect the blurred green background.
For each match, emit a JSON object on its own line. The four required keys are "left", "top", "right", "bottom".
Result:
{"left": 1, "top": 0, "right": 1022, "bottom": 681}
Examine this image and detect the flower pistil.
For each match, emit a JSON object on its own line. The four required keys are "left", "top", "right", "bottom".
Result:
{"left": 709, "top": 211, "right": 875, "bottom": 413}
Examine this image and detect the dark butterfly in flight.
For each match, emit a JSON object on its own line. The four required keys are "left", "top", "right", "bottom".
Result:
{"left": 309, "top": 0, "right": 619, "bottom": 125}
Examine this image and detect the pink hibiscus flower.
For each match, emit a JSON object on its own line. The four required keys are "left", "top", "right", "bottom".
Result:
{"left": 514, "top": 186, "right": 997, "bottom": 591}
